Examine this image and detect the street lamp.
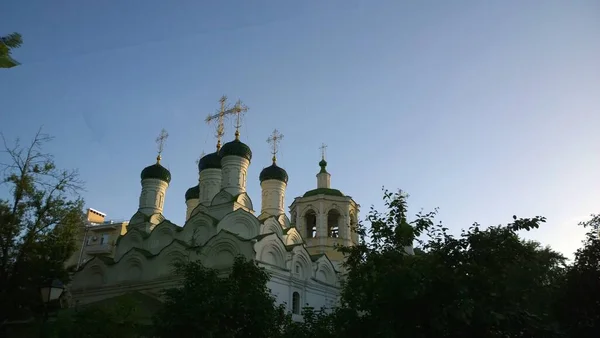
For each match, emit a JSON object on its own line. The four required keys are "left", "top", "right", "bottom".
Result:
{"left": 39, "top": 279, "right": 64, "bottom": 337}
{"left": 40, "top": 279, "right": 65, "bottom": 305}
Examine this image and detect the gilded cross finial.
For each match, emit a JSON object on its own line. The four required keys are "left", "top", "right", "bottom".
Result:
{"left": 205, "top": 95, "right": 234, "bottom": 151}
{"left": 319, "top": 143, "right": 327, "bottom": 161}
{"left": 267, "top": 129, "right": 284, "bottom": 163}
{"left": 231, "top": 99, "right": 249, "bottom": 140}
{"left": 155, "top": 129, "right": 169, "bottom": 164}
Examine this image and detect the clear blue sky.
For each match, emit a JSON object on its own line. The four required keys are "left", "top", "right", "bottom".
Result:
{"left": 1, "top": 1, "right": 599, "bottom": 258}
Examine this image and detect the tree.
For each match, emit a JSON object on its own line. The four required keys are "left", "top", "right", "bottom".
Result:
{"left": 0, "top": 128, "right": 85, "bottom": 325}
{"left": 152, "top": 256, "right": 290, "bottom": 337}
{"left": 0, "top": 32, "right": 22, "bottom": 68}
{"left": 331, "top": 188, "right": 566, "bottom": 337}
{"left": 555, "top": 214, "right": 600, "bottom": 337}
{"left": 46, "top": 294, "right": 145, "bottom": 338}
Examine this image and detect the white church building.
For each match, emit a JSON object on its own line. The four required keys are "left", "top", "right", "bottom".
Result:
{"left": 70, "top": 99, "right": 360, "bottom": 318}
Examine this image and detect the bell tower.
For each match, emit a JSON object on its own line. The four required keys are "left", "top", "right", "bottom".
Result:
{"left": 289, "top": 144, "right": 359, "bottom": 268}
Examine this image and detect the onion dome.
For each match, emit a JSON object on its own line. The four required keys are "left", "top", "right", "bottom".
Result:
{"left": 141, "top": 158, "right": 171, "bottom": 183}
{"left": 259, "top": 163, "right": 288, "bottom": 183}
{"left": 185, "top": 185, "right": 200, "bottom": 201}
{"left": 303, "top": 188, "right": 344, "bottom": 198}
{"left": 219, "top": 139, "right": 252, "bottom": 161}
{"left": 319, "top": 159, "right": 328, "bottom": 173}
{"left": 198, "top": 152, "right": 222, "bottom": 171}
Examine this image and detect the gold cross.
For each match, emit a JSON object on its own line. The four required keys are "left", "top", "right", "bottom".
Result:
{"left": 155, "top": 129, "right": 169, "bottom": 164}
{"left": 205, "top": 95, "right": 239, "bottom": 151}
{"left": 267, "top": 129, "right": 284, "bottom": 163}
{"left": 231, "top": 99, "right": 249, "bottom": 140}
{"left": 319, "top": 143, "right": 327, "bottom": 160}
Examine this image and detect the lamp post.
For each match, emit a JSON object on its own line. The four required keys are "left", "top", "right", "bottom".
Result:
{"left": 39, "top": 279, "right": 64, "bottom": 337}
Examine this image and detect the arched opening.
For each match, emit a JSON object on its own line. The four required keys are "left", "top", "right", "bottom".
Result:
{"left": 305, "top": 210, "right": 317, "bottom": 238}
{"left": 292, "top": 291, "right": 300, "bottom": 314}
{"left": 327, "top": 209, "right": 340, "bottom": 238}
{"left": 290, "top": 211, "right": 297, "bottom": 225}
{"left": 350, "top": 212, "right": 358, "bottom": 243}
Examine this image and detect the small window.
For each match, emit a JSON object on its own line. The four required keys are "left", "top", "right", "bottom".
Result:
{"left": 100, "top": 234, "right": 110, "bottom": 245}
{"left": 305, "top": 210, "right": 317, "bottom": 238}
{"left": 327, "top": 210, "right": 340, "bottom": 238}
{"left": 295, "top": 264, "right": 300, "bottom": 274}
{"left": 292, "top": 292, "right": 300, "bottom": 314}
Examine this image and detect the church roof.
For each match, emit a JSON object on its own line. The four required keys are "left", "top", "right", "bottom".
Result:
{"left": 219, "top": 139, "right": 252, "bottom": 161}
{"left": 141, "top": 163, "right": 171, "bottom": 183}
{"left": 319, "top": 159, "right": 328, "bottom": 173}
{"left": 303, "top": 188, "right": 345, "bottom": 198}
{"left": 198, "top": 151, "right": 221, "bottom": 171}
{"left": 310, "top": 253, "right": 328, "bottom": 262}
{"left": 259, "top": 163, "right": 288, "bottom": 183}
{"left": 185, "top": 185, "right": 200, "bottom": 201}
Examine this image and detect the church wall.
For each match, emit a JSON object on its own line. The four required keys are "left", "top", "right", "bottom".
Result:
{"left": 266, "top": 268, "right": 340, "bottom": 321}
{"left": 185, "top": 198, "right": 199, "bottom": 221}
{"left": 72, "top": 137, "right": 358, "bottom": 322}
{"left": 260, "top": 179, "right": 286, "bottom": 216}
{"left": 139, "top": 178, "right": 169, "bottom": 215}
{"left": 266, "top": 275, "right": 291, "bottom": 309}
{"left": 220, "top": 156, "right": 249, "bottom": 196}
{"left": 199, "top": 168, "right": 221, "bottom": 205}
{"left": 290, "top": 195, "right": 359, "bottom": 266}
{"left": 317, "top": 172, "right": 331, "bottom": 189}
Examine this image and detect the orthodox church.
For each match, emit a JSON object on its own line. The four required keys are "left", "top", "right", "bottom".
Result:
{"left": 70, "top": 98, "right": 359, "bottom": 317}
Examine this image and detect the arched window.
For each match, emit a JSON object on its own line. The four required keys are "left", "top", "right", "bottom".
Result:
{"left": 305, "top": 210, "right": 317, "bottom": 238}
{"left": 327, "top": 209, "right": 340, "bottom": 238}
{"left": 350, "top": 211, "right": 358, "bottom": 243}
{"left": 158, "top": 192, "right": 164, "bottom": 208}
{"left": 292, "top": 291, "right": 300, "bottom": 314}
{"left": 290, "top": 211, "right": 297, "bottom": 225}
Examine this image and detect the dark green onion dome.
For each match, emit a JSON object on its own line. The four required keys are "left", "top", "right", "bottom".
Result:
{"left": 141, "top": 161, "right": 171, "bottom": 183}
{"left": 198, "top": 152, "right": 222, "bottom": 171}
{"left": 259, "top": 163, "right": 288, "bottom": 183}
{"left": 319, "top": 159, "right": 328, "bottom": 173}
{"left": 303, "top": 188, "right": 344, "bottom": 198}
{"left": 185, "top": 185, "right": 200, "bottom": 201}
{"left": 218, "top": 139, "right": 252, "bottom": 161}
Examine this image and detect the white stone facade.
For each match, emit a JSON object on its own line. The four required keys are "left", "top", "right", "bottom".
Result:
{"left": 71, "top": 144, "right": 356, "bottom": 319}
{"left": 220, "top": 156, "right": 249, "bottom": 196}
{"left": 317, "top": 171, "right": 331, "bottom": 189}
{"left": 185, "top": 198, "right": 199, "bottom": 221}
{"left": 199, "top": 168, "right": 221, "bottom": 205}
{"left": 290, "top": 193, "right": 359, "bottom": 269}
{"left": 138, "top": 178, "right": 169, "bottom": 216}
{"left": 260, "top": 179, "right": 286, "bottom": 217}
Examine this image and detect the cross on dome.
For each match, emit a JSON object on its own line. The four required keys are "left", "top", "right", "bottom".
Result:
{"left": 319, "top": 143, "right": 327, "bottom": 161}
{"left": 155, "top": 129, "right": 169, "bottom": 164}
{"left": 231, "top": 99, "right": 249, "bottom": 140}
{"left": 205, "top": 95, "right": 240, "bottom": 151}
{"left": 267, "top": 129, "right": 284, "bottom": 163}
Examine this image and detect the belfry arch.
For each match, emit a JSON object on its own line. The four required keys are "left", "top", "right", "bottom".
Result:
{"left": 327, "top": 209, "right": 340, "bottom": 238}
{"left": 305, "top": 210, "right": 317, "bottom": 239}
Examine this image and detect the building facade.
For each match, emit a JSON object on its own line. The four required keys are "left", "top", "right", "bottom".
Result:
{"left": 65, "top": 208, "right": 128, "bottom": 269}
{"left": 70, "top": 117, "right": 359, "bottom": 318}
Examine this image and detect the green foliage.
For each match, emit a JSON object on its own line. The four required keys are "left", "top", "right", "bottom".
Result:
{"left": 46, "top": 296, "right": 144, "bottom": 338}
{"left": 281, "top": 306, "right": 337, "bottom": 338}
{"left": 331, "top": 188, "right": 567, "bottom": 337}
{"left": 0, "top": 128, "right": 85, "bottom": 324}
{"left": 555, "top": 214, "right": 600, "bottom": 337}
{"left": 0, "top": 32, "right": 22, "bottom": 68}
{"left": 152, "top": 256, "right": 290, "bottom": 337}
